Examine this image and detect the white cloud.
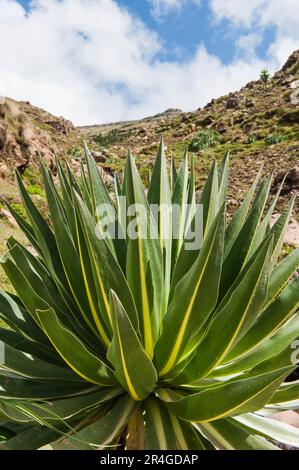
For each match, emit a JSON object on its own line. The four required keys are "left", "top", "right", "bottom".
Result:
{"left": 236, "top": 33, "right": 262, "bottom": 60}
{"left": 210, "top": 0, "right": 299, "bottom": 64}
{"left": 149, "top": 0, "right": 201, "bottom": 18}
{"left": 0, "top": 0, "right": 297, "bottom": 126}
{"left": 209, "top": 0, "right": 265, "bottom": 28}
{"left": 0, "top": 0, "right": 161, "bottom": 124}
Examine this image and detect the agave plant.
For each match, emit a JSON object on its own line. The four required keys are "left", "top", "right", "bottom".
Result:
{"left": 0, "top": 141, "right": 299, "bottom": 450}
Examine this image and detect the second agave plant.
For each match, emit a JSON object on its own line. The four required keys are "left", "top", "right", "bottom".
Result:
{"left": 0, "top": 140, "right": 299, "bottom": 450}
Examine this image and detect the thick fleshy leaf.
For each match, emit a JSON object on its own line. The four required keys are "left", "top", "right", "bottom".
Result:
{"left": 179, "top": 236, "right": 272, "bottom": 382}
{"left": 225, "top": 275, "right": 299, "bottom": 362}
{"left": 107, "top": 292, "right": 157, "bottom": 400}
{"left": 171, "top": 154, "right": 189, "bottom": 271}
{"left": 219, "top": 174, "right": 272, "bottom": 297}
{"left": 114, "top": 174, "right": 126, "bottom": 238}
{"left": 56, "top": 158, "right": 78, "bottom": 241}
{"left": 125, "top": 408, "right": 146, "bottom": 450}
{"left": 168, "top": 200, "right": 206, "bottom": 305}
{"left": 143, "top": 397, "right": 178, "bottom": 450}
{"left": 0, "top": 388, "right": 121, "bottom": 424}
{"left": 80, "top": 162, "right": 93, "bottom": 213}
{"left": 73, "top": 205, "right": 111, "bottom": 345}
{"left": 0, "top": 375, "right": 90, "bottom": 400}
{"left": 0, "top": 290, "right": 46, "bottom": 344}
{"left": 171, "top": 417, "right": 215, "bottom": 450}
{"left": 267, "top": 196, "right": 295, "bottom": 269}
{"left": 74, "top": 193, "right": 139, "bottom": 337}
{"left": 224, "top": 166, "right": 262, "bottom": 259}
{"left": 265, "top": 247, "right": 299, "bottom": 309}
{"left": 6, "top": 240, "right": 73, "bottom": 323}
{"left": 160, "top": 365, "right": 293, "bottom": 422}
{"left": 1, "top": 144, "right": 298, "bottom": 451}
{"left": 125, "top": 152, "right": 163, "bottom": 358}
{"left": 1, "top": 252, "right": 92, "bottom": 351}
{"left": 84, "top": 143, "right": 126, "bottom": 269}
{"left": 5, "top": 202, "right": 39, "bottom": 253}
{"left": 155, "top": 205, "right": 225, "bottom": 376}
{"left": 218, "top": 151, "right": 229, "bottom": 207}
{"left": 197, "top": 418, "right": 279, "bottom": 450}
{"left": 245, "top": 176, "right": 286, "bottom": 262}
{"left": 209, "top": 315, "right": 299, "bottom": 378}
{"left": 199, "top": 160, "right": 219, "bottom": 237}
{"left": 0, "top": 328, "right": 60, "bottom": 365}
{"left": 171, "top": 155, "right": 178, "bottom": 189}
{"left": 0, "top": 425, "right": 61, "bottom": 450}
{"left": 270, "top": 380, "right": 299, "bottom": 407}
{"left": 0, "top": 342, "right": 82, "bottom": 382}
{"left": 15, "top": 171, "right": 66, "bottom": 285}
{"left": 147, "top": 139, "right": 172, "bottom": 313}
{"left": 1, "top": 253, "right": 50, "bottom": 326}
{"left": 39, "top": 161, "right": 100, "bottom": 338}
{"left": 49, "top": 394, "right": 138, "bottom": 450}
{"left": 234, "top": 413, "right": 299, "bottom": 448}
{"left": 37, "top": 308, "right": 116, "bottom": 386}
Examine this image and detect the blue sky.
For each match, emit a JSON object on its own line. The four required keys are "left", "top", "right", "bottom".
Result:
{"left": 18, "top": 0, "right": 277, "bottom": 63}
{"left": 0, "top": 0, "right": 298, "bottom": 124}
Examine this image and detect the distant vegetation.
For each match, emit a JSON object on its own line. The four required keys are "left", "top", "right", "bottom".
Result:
{"left": 260, "top": 69, "right": 270, "bottom": 83}
{"left": 94, "top": 129, "right": 124, "bottom": 146}
{"left": 246, "top": 134, "right": 257, "bottom": 144}
{"left": 266, "top": 128, "right": 285, "bottom": 145}
{"left": 189, "top": 130, "right": 220, "bottom": 152}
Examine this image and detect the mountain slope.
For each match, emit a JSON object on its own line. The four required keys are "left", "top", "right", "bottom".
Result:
{"left": 80, "top": 50, "right": 299, "bottom": 216}
{"left": 0, "top": 97, "right": 81, "bottom": 178}
{"left": 0, "top": 50, "right": 298, "bottom": 217}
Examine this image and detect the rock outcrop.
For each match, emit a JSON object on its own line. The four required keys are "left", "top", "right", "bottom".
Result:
{"left": 0, "top": 97, "right": 81, "bottom": 178}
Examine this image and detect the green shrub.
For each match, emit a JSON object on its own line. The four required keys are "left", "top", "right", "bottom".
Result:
{"left": 9, "top": 202, "right": 28, "bottom": 222}
{"left": 67, "top": 147, "right": 83, "bottom": 158}
{"left": 266, "top": 132, "right": 285, "bottom": 145}
{"left": 260, "top": 69, "right": 270, "bottom": 83}
{"left": 26, "top": 184, "right": 45, "bottom": 198}
{"left": 246, "top": 134, "right": 257, "bottom": 144}
{"left": 23, "top": 167, "right": 42, "bottom": 186}
{"left": 0, "top": 142, "right": 299, "bottom": 450}
{"left": 93, "top": 129, "right": 124, "bottom": 146}
{"left": 189, "top": 130, "right": 220, "bottom": 151}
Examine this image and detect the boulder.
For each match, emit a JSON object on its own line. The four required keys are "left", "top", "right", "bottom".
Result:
{"left": 202, "top": 116, "right": 214, "bottom": 126}
{"left": 272, "top": 167, "right": 299, "bottom": 194}
{"left": 92, "top": 150, "right": 107, "bottom": 163}
{"left": 281, "top": 50, "right": 299, "bottom": 73}
{"left": 0, "top": 163, "right": 9, "bottom": 179}
{"left": 245, "top": 98, "right": 255, "bottom": 108}
{"left": 216, "top": 121, "right": 226, "bottom": 133}
{"left": 226, "top": 95, "right": 239, "bottom": 109}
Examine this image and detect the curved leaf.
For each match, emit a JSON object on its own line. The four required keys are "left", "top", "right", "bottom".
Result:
{"left": 155, "top": 204, "right": 225, "bottom": 376}
{"left": 37, "top": 308, "right": 116, "bottom": 386}
{"left": 107, "top": 292, "right": 157, "bottom": 401}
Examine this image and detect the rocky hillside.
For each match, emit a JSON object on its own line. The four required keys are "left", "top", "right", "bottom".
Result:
{"left": 0, "top": 50, "right": 298, "bottom": 221}
{"left": 0, "top": 97, "right": 81, "bottom": 179}
{"left": 80, "top": 50, "right": 299, "bottom": 217}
